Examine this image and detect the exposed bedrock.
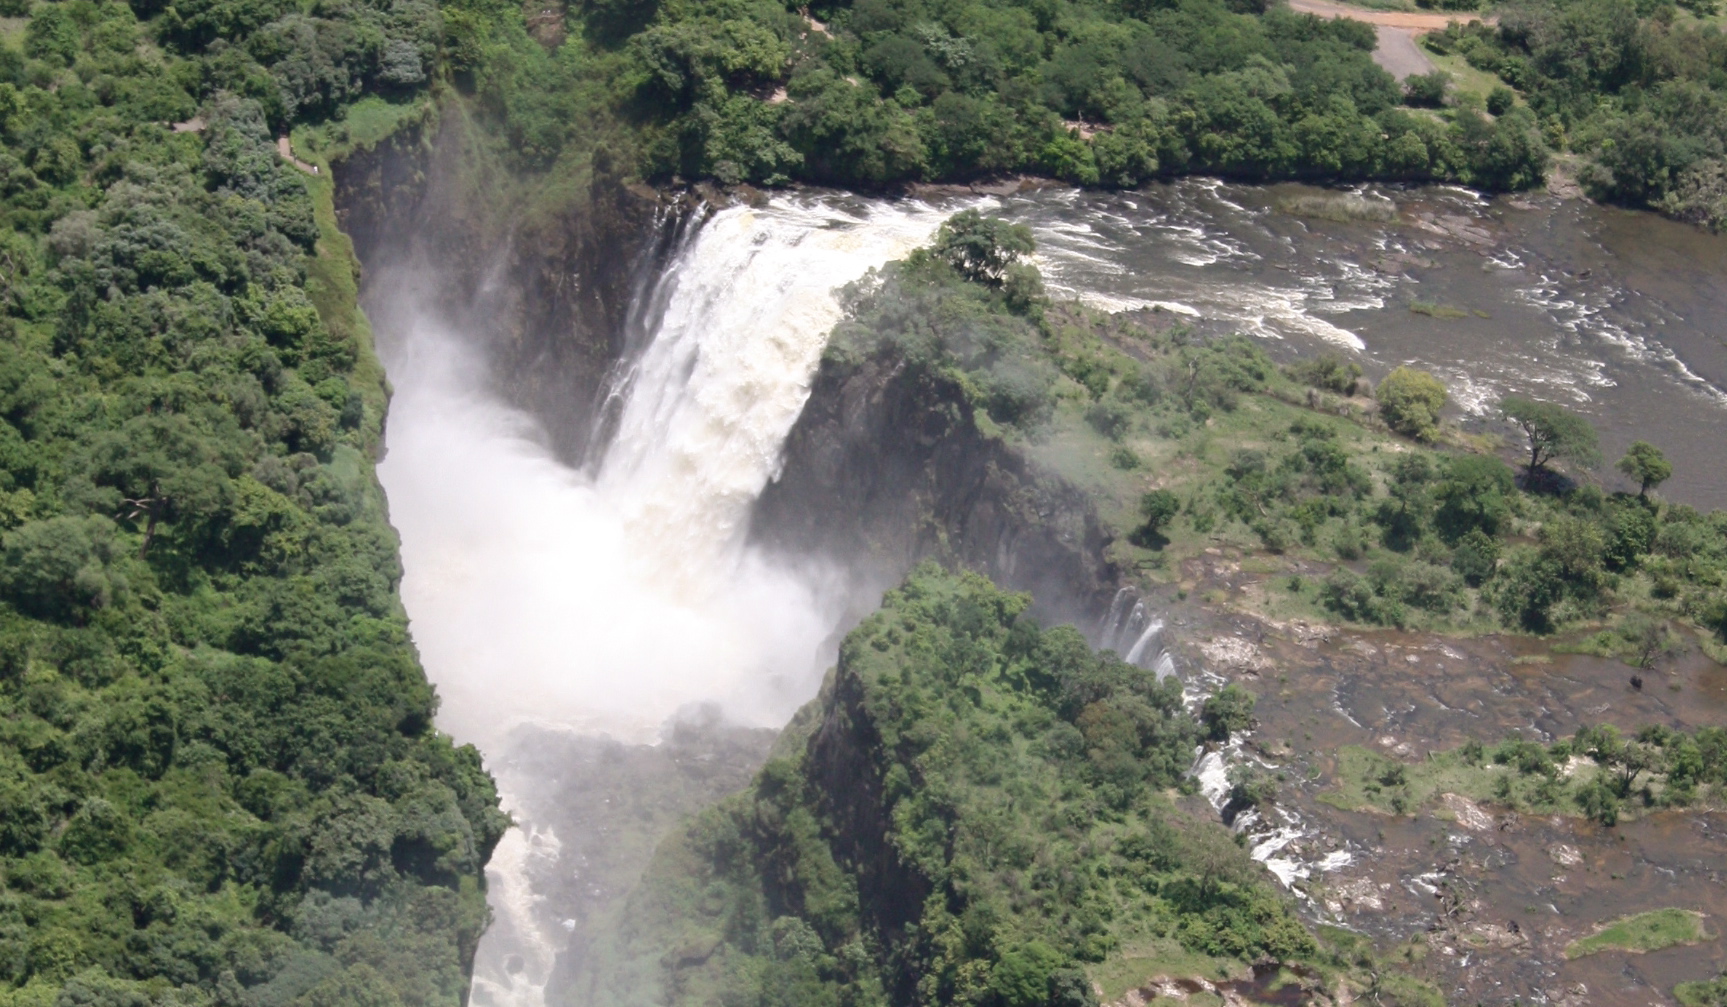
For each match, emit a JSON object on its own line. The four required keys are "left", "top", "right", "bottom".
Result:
{"left": 752, "top": 348, "right": 1121, "bottom": 628}
{"left": 333, "top": 111, "right": 694, "bottom": 464}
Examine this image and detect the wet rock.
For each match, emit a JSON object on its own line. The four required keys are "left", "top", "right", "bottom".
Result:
{"left": 1330, "top": 876, "right": 1386, "bottom": 912}
{"left": 1198, "top": 635, "right": 1273, "bottom": 674}
{"left": 1441, "top": 793, "right": 1494, "bottom": 832}
{"left": 1461, "top": 922, "right": 1528, "bottom": 949}
{"left": 1548, "top": 843, "right": 1584, "bottom": 867}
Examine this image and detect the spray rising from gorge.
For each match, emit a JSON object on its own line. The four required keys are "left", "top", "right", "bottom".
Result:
{"left": 376, "top": 197, "right": 954, "bottom": 751}
{"left": 370, "top": 196, "right": 957, "bottom": 1005}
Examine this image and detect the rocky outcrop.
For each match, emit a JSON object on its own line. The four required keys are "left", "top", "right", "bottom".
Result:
{"left": 333, "top": 110, "right": 693, "bottom": 464}
{"left": 751, "top": 348, "right": 1120, "bottom": 626}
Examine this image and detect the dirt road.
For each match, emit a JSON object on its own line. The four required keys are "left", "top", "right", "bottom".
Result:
{"left": 1287, "top": 0, "right": 1493, "bottom": 78}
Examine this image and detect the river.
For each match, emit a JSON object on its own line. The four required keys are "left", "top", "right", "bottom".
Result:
{"left": 1008, "top": 180, "right": 1727, "bottom": 507}
{"left": 362, "top": 180, "right": 1727, "bottom": 1006}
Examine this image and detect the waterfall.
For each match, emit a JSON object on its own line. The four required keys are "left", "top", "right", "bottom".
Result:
{"left": 373, "top": 194, "right": 958, "bottom": 1007}
{"left": 1098, "top": 587, "right": 1178, "bottom": 684}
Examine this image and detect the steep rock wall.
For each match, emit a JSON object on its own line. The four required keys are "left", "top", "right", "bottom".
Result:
{"left": 333, "top": 111, "right": 691, "bottom": 463}
{"left": 752, "top": 348, "right": 1121, "bottom": 627}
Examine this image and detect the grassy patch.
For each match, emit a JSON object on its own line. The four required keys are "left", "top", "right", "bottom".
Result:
{"left": 1317, "top": 744, "right": 1595, "bottom": 817}
{"left": 1376, "top": 972, "right": 1447, "bottom": 1007}
{"left": 1566, "top": 909, "right": 1709, "bottom": 959}
{"left": 1676, "top": 975, "right": 1727, "bottom": 1007}
{"left": 1278, "top": 192, "right": 1399, "bottom": 223}
{"left": 1090, "top": 941, "right": 1246, "bottom": 1001}
{"left": 293, "top": 95, "right": 434, "bottom": 165}
{"left": 1422, "top": 49, "right": 1508, "bottom": 107}
{"left": 1408, "top": 300, "right": 1471, "bottom": 319}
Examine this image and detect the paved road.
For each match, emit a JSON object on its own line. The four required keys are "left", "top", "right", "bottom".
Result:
{"left": 1287, "top": 0, "right": 1493, "bottom": 79}
{"left": 1370, "top": 23, "right": 1434, "bottom": 78}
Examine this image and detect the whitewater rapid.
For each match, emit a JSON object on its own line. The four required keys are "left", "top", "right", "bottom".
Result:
{"left": 376, "top": 195, "right": 957, "bottom": 1006}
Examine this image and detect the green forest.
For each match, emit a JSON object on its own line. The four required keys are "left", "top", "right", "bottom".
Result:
{"left": 435, "top": 0, "right": 1727, "bottom": 222}
{"left": 0, "top": 1, "right": 508, "bottom": 1005}
{"left": 570, "top": 566, "right": 1335, "bottom": 1007}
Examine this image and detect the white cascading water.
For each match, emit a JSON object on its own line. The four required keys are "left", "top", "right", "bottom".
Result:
{"left": 374, "top": 195, "right": 959, "bottom": 1007}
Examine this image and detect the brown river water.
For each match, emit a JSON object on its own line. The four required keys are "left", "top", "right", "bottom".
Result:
{"left": 1157, "top": 546, "right": 1727, "bottom": 1007}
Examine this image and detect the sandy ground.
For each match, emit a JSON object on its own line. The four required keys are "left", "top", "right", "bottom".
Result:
{"left": 1287, "top": 0, "right": 1495, "bottom": 79}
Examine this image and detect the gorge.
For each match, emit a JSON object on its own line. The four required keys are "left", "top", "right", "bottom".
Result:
{"left": 4, "top": 0, "right": 1727, "bottom": 998}
{"left": 337, "top": 120, "right": 1727, "bottom": 1006}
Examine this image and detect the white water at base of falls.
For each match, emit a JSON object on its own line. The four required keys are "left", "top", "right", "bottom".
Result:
{"left": 374, "top": 195, "right": 958, "bottom": 1007}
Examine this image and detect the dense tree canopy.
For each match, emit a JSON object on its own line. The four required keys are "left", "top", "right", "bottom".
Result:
{"left": 0, "top": 2, "right": 506, "bottom": 1004}
{"left": 575, "top": 567, "right": 1311, "bottom": 1007}
{"left": 1424, "top": 5, "right": 1727, "bottom": 228}
{"left": 439, "top": 0, "right": 1552, "bottom": 190}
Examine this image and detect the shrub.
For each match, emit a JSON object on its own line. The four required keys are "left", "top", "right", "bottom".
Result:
{"left": 1285, "top": 354, "right": 1363, "bottom": 396}
{"left": 1086, "top": 398, "right": 1133, "bottom": 440}
{"left": 1405, "top": 71, "right": 1449, "bottom": 108}
{"left": 1322, "top": 569, "right": 1405, "bottom": 626}
{"left": 1451, "top": 527, "right": 1500, "bottom": 585}
{"left": 1433, "top": 455, "right": 1516, "bottom": 542}
{"left": 1376, "top": 366, "right": 1448, "bottom": 441}
{"left": 1492, "top": 549, "right": 1564, "bottom": 632}
{"left": 1139, "top": 489, "right": 1180, "bottom": 536}
{"left": 1201, "top": 684, "right": 1255, "bottom": 741}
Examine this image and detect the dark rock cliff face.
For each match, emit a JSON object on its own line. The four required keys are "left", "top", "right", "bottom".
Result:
{"left": 804, "top": 656, "right": 930, "bottom": 990}
{"left": 752, "top": 349, "right": 1120, "bottom": 629}
{"left": 333, "top": 114, "right": 693, "bottom": 463}
{"left": 334, "top": 109, "right": 1116, "bottom": 614}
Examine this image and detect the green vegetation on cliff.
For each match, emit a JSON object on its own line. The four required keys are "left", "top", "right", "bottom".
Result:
{"left": 571, "top": 566, "right": 1327, "bottom": 1007}
{"left": 0, "top": 2, "right": 504, "bottom": 1005}
{"left": 809, "top": 216, "right": 1727, "bottom": 652}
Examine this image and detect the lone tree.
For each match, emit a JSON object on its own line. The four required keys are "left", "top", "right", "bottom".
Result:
{"left": 1376, "top": 366, "right": 1448, "bottom": 441}
{"left": 1136, "top": 489, "right": 1180, "bottom": 546}
{"left": 931, "top": 209, "right": 1035, "bottom": 286}
{"left": 1501, "top": 395, "right": 1600, "bottom": 481}
{"left": 1616, "top": 441, "right": 1672, "bottom": 498}
{"left": 1200, "top": 683, "right": 1255, "bottom": 741}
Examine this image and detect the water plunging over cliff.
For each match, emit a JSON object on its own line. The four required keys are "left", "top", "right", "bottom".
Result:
{"left": 373, "top": 195, "right": 956, "bottom": 1006}
{"left": 366, "top": 180, "right": 1727, "bottom": 1007}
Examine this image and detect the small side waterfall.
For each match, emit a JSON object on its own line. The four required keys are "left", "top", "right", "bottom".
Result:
{"left": 1098, "top": 586, "right": 1178, "bottom": 683}
{"left": 1098, "top": 587, "right": 1354, "bottom": 895}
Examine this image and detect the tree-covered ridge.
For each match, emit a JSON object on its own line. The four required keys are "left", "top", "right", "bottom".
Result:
{"left": 0, "top": 3, "right": 505, "bottom": 1005}
{"left": 810, "top": 215, "right": 1727, "bottom": 653}
{"left": 453, "top": 0, "right": 1550, "bottom": 190}
{"left": 1425, "top": 3, "right": 1727, "bottom": 228}
{"left": 572, "top": 566, "right": 1330, "bottom": 1007}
